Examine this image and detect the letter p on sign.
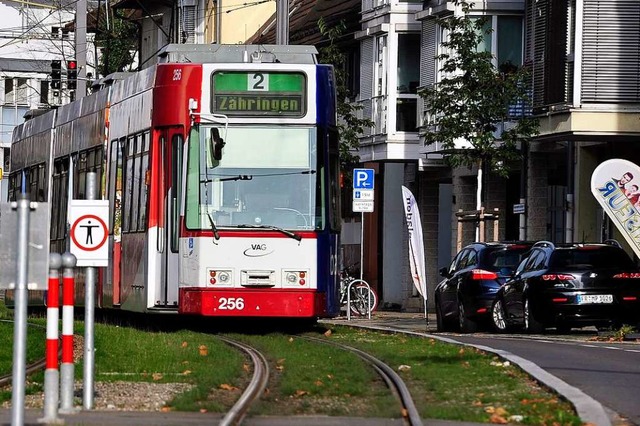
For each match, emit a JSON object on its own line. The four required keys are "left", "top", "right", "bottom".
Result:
{"left": 353, "top": 168, "right": 374, "bottom": 190}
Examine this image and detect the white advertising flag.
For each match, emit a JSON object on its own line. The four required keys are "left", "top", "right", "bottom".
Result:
{"left": 591, "top": 159, "right": 640, "bottom": 259}
{"left": 401, "top": 186, "right": 427, "bottom": 300}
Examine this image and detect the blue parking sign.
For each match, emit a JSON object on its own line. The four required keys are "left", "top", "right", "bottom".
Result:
{"left": 353, "top": 168, "right": 374, "bottom": 190}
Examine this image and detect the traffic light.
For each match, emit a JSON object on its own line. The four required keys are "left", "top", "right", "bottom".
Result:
{"left": 50, "top": 60, "right": 61, "bottom": 90}
{"left": 67, "top": 60, "right": 77, "bottom": 90}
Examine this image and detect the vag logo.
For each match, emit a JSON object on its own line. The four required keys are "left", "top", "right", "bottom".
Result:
{"left": 243, "top": 243, "right": 274, "bottom": 257}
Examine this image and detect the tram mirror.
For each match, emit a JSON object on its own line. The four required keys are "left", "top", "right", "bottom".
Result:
{"left": 210, "top": 128, "right": 225, "bottom": 161}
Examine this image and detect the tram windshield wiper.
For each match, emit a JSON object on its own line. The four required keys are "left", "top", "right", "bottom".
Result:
{"left": 237, "top": 224, "right": 302, "bottom": 242}
{"left": 206, "top": 212, "right": 221, "bottom": 242}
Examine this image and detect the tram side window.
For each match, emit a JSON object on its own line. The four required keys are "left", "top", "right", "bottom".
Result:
{"left": 27, "top": 163, "right": 47, "bottom": 202}
{"left": 76, "top": 146, "right": 104, "bottom": 199}
{"left": 123, "top": 132, "right": 150, "bottom": 233}
{"left": 7, "top": 173, "right": 20, "bottom": 201}
{"left": 51, "top": 159, "right": 70, "bottom": 243}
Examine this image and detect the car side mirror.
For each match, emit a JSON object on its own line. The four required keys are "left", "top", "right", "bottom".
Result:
{"left": 439, "top": 267, "right": 451, "bottom": 278}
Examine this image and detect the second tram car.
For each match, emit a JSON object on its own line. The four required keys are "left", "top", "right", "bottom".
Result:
{"left": 8, "top": 44, "right": 341, "bottom": 319}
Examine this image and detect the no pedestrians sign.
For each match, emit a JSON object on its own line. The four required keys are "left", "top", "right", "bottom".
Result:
{"left": 69, "top": 199, "right": 109, "bottom": 267}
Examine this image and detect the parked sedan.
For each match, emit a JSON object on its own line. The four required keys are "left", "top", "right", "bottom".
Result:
{"left": 435, "top": 241, "right": 534, "bottom": 333}
{"left": 491, "top": 240, "right": 640, "bottom": 333}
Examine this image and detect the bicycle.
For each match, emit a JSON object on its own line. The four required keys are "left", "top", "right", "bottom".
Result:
{"left": 339, "top": 265, "right": 378, "bottom": 316}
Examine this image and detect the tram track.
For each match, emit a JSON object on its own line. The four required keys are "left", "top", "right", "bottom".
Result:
{"left": 216, "top": 335, "right": 270, "bottom": 426}
{"left": 0, "top": 319, "right": 50, "bottom": 388}
{"left": 299, "top": 335, "right": 424, "bottom": 426}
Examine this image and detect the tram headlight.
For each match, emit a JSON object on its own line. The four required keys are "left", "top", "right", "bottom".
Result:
{"left": 283, "top": 270, "right": 309, "bottom": 286}
{"left": 286, "top": 272, "right": 297, "bottom": 283}
{"left": 207, "top": 269, "right": 232, "bottom": 286}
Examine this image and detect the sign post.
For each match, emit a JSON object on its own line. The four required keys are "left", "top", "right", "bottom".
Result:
{"left": 68, "top": 172, "right": 109, "bottom": 410}
{"left": 353, "top": 169, "right": 375, "bottom": 282}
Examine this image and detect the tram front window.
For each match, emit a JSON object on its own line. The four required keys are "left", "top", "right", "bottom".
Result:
{"left": 188, "top": 126, "right": 321, "bottom": 231}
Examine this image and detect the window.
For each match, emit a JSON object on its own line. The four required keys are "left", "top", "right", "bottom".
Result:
{"left": 396, "top": 33, "right": 420, "bottom": 132}
{"left": 123, "top": 132, "right": 150, "bottom": 233}
{"left": 170, "top": 134, "right": 183, "bottom": 253}
{"left": 51, "top": 158, "right": 70, "bottom": 242}
{"left": 76, "top": 146, "right": 104, "bottom": 199}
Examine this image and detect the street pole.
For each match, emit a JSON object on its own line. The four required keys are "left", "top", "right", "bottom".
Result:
{"left": 76, "top": 0, "right": 87, "bottom": 98}
{"left": 11, "top": 195, "right": 31, "bottom": 426}
{"left": 276, "top": 0, "right": 289, "bottom": 45}
{"left": 83, "top": 172, "right": 97, "bottom": 409}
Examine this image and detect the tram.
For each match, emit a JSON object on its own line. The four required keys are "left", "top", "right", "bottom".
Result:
{"left": 7, "top": 44, "right": 342, "bottom": 319}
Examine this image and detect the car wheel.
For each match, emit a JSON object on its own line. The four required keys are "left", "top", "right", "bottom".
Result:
{"left": 491, "top": 298, "right": 509, "bottom": 333}
{"left": 524, "top": 297, "right": 544, "bottom": 334}
{"left": 458, "top": 300, "right": 478, "bottom": 333}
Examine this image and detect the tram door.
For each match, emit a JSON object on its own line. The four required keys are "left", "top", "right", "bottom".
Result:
{"left": 158, "top": 129, "right": 182, "bottom": 306}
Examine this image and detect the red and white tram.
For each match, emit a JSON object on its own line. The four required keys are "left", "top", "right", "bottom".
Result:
{"left": 8, "top": 44, "right": 341, "bottom": 319}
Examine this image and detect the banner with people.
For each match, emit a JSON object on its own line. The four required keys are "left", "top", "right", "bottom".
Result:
{"left": 401, "top": 186, "right": 427, "bottom": 313}
{"left": 590, "top": 158, "right": 640, "bottom": 258}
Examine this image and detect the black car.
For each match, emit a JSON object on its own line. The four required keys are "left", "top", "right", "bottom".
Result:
{"left": 435, "top": 241, "right": 534, "bottom": 333}
{"left": 490, "top": 240, "right": 640, "bottom": 333}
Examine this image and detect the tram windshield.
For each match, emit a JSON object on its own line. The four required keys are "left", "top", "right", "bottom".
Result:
{"left": 185, "top": 125, "right": 322, "bottom": 231}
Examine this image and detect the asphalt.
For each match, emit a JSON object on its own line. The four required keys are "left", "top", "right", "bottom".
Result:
{"left": 0, "top": 311, "right": 619, "bottom": 426}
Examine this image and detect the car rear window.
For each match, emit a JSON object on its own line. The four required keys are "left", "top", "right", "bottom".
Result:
{"left": 482, "top": 247, "right": 531, "bottom": 271}
{"left": 549, "top": 247, "right": 636, "bottom": 269}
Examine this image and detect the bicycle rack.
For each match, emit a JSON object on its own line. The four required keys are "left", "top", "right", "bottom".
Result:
{"left": 346, "top": 279, "right": 373, "bottom": 321}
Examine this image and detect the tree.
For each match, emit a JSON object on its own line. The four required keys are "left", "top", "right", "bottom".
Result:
{"left": 317, "top": 18, "right": 373, "bottom": 169}
{"left": 94, "top": 10, "right": 139, "bottom": 77}
{"left": 420, "top": 1, "right": 538, "bottom": 210}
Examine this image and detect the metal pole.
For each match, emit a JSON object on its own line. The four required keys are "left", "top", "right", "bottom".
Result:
{"left": 59, "top": 251, "right": 77, "bottom": 413}
{"left": 276, "top": 0, "right": 289, "bottom": 45}
{"left": 39, "top": 253, "right": 62, "bottom": 423}
{"left": 83, "top": 172, "right": 98, "bottom": 409}
{"left": 76, "top": 0, "right": 87, "bottom": 98}
{"left": 360, "top": 212, "right": 364, "bottom": 283}
{"left": 11, "top": 194, "right": 31, "bottom": 426}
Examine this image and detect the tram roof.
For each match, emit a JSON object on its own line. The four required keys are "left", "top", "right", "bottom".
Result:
{"left": 157, "top": 44, "right": 318, "bottom": 65}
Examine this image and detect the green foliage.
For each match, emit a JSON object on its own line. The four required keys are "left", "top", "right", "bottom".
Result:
{"left": 94, "top": 12, "right": 139, "bottom": 76}
{"left": 419, "top": 0, "right": 539, "bottom": 177}
{"left": 317, "top": 18, "right": 374, "bottom": 168}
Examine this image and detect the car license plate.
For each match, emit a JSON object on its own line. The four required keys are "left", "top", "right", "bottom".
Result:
{"left": 576, "top": 294, "right": 613, "bottom": 304}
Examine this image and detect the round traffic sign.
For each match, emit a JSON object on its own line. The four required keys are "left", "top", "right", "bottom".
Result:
{"left": 70, "top": 214, "right": 108, "bottom": 252}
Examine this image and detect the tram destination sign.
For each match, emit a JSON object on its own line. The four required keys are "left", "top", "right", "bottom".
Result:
{"left": 212, "top": 71, "right": 306, "bottom": 117}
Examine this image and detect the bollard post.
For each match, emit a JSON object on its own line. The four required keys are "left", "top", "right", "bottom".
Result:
{"left": 59, "top": 251, "right": 77, "bottom": 413}
{"left": 39, "top": 253, "right": 63, "bottom": 423}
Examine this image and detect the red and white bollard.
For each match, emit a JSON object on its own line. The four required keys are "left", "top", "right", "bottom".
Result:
{"left": 59, "top": 251, "right": 77, "bottom": 413}
{"left": 39, "top": 253, "right": 62, "bottom": 423}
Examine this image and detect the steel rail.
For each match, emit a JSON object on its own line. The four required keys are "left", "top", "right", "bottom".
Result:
{"left": 217, "top": 335, "right": 270, "bottom": 426}
{"left": 299, "top": 335, "right": 424, "bottom": 426}
{"left": 0, "top": 319, "right": 51, "bottom": 387}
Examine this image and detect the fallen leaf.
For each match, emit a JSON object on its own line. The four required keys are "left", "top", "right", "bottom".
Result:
{"left": 199, "top": 408, "right": 208, "bottom": 413}
{"left": 326, "top": 374, "right": 334, "bottom": 380}
{"left": 459, "top": 348, "right": 465, "bottom": 355}
{"left": 324, "top": 329, "right": 332, "bottom": 337}
{"left": 181, "top": 341, "right": 188, "bottom": 348}
{"left": 243, "top": 363, "right": 250, "bottom": 372}
{"left": 199, "top": 345, "right": 208, "bottom": 356}
{"left": 294, "top": 390, "right": 308, "bottom": 397}
{"left": 161, "top": 406, "right": 172, "bottom": 412}
{"left": 182, "top": 370, "right": 192, "bottom": 375}
{"left": 220, "top": 383, "right": 238, "bottom": 391}
{"left": 489, "top": 414, "right": 508, "bottom": 424}
{"left": 472, "top": 400, "right": 483, "bottom": 406}
{"left": 485, "top": 406, "right": 495, "bottom": 414}
{"left": 398, "top": 365, "right": 411, "bottom": 372}
{"left": 152, "top": 373, "right": 163, "bottom": 381}
{"left": 314, "top": 380, "right": 323, "bottom": 386}
{"left": 495, "top": 407, "right": 508, "bottom": 416}
{"left": 289, "top": 337, "right": 294, "bottom": 342}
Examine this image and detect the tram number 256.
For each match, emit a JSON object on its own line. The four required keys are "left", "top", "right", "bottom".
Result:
{"left": 218, "top": 297, "right": 245, "bottom": 310}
